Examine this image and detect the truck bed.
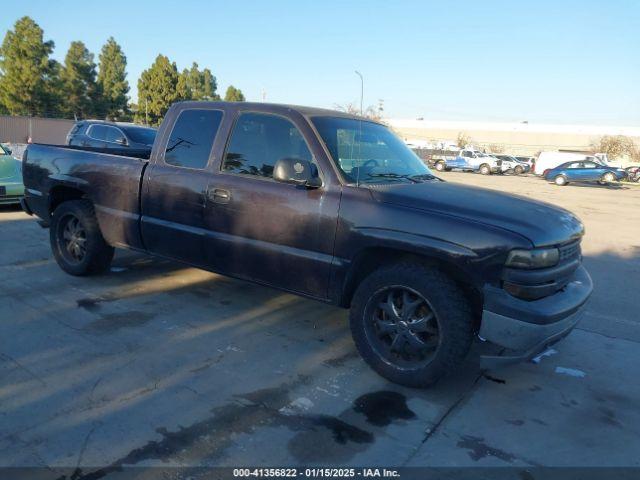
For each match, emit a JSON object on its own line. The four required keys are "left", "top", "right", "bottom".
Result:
{"left": 22, "top": 144, "right": 149, "bottom": 249}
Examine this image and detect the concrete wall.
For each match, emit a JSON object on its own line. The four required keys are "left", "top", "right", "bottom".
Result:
{"left": 388, "top": 119, "right": 640, "bottom": 160}
{"left": 0, "top": 115, "right": 75, "bottom": 144}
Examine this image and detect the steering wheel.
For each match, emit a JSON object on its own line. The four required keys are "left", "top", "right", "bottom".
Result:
{"left": 362, "top": 159, "right": 379, "bottom": 168}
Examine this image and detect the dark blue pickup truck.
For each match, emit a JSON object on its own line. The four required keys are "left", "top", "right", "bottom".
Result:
{"left": 21, "top": 101, "right": 592, "bottom": 387}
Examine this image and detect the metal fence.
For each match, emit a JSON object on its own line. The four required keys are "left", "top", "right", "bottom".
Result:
{"left": 0, "top": 115, "right": 75, "bottom": 145}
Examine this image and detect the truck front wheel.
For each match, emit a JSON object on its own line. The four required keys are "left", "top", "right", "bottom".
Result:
{"left": 349, "top": 263, "right": 474, "bottom": 388}
{"left": 50, "top": 200, "right": 114, "bottom": 276}
{"left": 435, "top": 161, "right": 445, "bottom": 171}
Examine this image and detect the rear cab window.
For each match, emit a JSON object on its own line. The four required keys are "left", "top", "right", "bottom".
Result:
{"left": 222, "top": 112, "right": 313, "bottom": 178}
{"left": 164, "top": 109, "right": 223, "bottom": 169}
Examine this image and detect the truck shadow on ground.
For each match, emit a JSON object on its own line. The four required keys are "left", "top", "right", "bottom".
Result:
{"left": 1, "top": 244, "right": 638, "bottom": 472}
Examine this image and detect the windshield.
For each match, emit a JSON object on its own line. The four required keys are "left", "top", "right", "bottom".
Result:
{"left": 311, "top": 116, "right": 435, "bottom": 184}
{"left": 123, "top": 126, "right": 157, "bottom": 145}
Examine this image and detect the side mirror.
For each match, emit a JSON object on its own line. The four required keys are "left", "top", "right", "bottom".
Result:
{"left": 115, "top": 137, "right": 127, "bottom": 145}
{"left": 273, "top": 158, "right": 321, "bottom": 188}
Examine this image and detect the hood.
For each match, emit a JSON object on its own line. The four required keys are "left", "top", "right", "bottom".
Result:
{"left": 0, "top": 155, "right": 19, "bottom": 180}
{"left": 368, "top": 181, "right": 584, "bottom": 247}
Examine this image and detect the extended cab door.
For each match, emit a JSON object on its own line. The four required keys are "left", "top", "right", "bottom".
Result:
{"left": 203, "top": 110, "right": 341, "bottom": 300}
{"left": 141, "top": 105, "right": 225, "bottom": 265}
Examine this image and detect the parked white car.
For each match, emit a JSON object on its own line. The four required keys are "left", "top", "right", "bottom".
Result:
{"left": 458, "top": 150, "right": 504, "bottom": 174}
{"left": 535, "top": 151, "right": 612, "bottom": 175}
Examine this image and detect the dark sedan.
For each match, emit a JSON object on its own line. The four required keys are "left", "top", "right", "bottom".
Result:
{"left": 66, "top": 121, "right": 157, "bottom": 150}
{"left": 544, "top": 160, "right": 627, "bottom": 186}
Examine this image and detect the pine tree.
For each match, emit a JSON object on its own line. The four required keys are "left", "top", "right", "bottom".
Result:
{"left": 176, "top": 68, "right": 192, "bottom": 101}
{"left": 201, "top": 68, "right": 219, "bottom": 100}
{"left": 60, "top": 41, "right": 98, "bottom": 119}
{"left": 0, "top": 16, "right": 59, "bottom": 116}
{"left": 136, "top": 54, "right": 179, "bottom": 125}
{"left": 224, "top": 85, "right": 245, "bottom": 102}
{"left": 175, "top": 63, "right": 219, "bottom": 102}
{"left": 97, "top": 37, "right": 129, "bottom": 120}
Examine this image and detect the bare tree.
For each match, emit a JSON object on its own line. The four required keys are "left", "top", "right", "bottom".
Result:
{"left": 487, "top": 143, "right": 505, "bottom": 154}
{"left": 456, "top": 132, "right": 472, "bottom": 149}
{"left": 591, "top": 135, "right": 637, "bottom": 161}
{"left": 334, "top": 102, "right": 384, "bottom": 122}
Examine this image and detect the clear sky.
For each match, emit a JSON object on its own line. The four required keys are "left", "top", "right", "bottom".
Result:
{"left": 2, "top": 0, "right": 639, "bottom": 125}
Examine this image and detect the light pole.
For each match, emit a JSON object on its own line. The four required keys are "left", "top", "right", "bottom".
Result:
{"left": 355, "top": 70, "right": 363, "bottom": 116}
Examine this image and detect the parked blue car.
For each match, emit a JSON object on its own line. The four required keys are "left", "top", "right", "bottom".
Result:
{"left": 544, "top": 160, "right": 627, "bottom": 186}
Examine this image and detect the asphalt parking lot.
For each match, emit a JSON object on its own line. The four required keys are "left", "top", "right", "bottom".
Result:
{"left": 1, "top": 173, "right": 639, "bottom": 476}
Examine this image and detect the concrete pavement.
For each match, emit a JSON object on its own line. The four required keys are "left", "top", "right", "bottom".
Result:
{"left": 1, "top": 173, "right": 639, "bottom": 477}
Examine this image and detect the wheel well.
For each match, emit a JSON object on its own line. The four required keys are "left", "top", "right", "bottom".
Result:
{"left": 340, "top": 248, "right": 483, "bottom": 327}
{"left": 49, "top": 186, "right": 86, "bottom": 215}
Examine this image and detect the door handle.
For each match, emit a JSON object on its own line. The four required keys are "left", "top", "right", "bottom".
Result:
{"left": 208, "top": 188, "right": 231, "bottom": 204}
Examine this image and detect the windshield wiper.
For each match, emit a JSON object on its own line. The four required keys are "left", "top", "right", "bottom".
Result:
{"left": 410, "top": 173, "right": 440, "bottom": 181}
{"left": 365, "top": 173, "right": 420, "bottom": 183}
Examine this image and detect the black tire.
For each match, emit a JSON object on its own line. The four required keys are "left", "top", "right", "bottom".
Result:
{"left": 479, "top": 164, "right": 491, "bottom": 175}
{"left": 435, "top": 161, "right": 445, "bottom": 171}
{"left": 349, "top": 263, "right": 474, "bottom": 388}
{"left": 50, "top": 199, "right": 114, "bottom": 276}
{"left": 554, "top": 175, "right": 568, "bottom": 186}
{"left": 514, "top": 165, "right": 524, "bottom": 175}
{"left": 602, "top": 172, "right": 616, "bottom": 183}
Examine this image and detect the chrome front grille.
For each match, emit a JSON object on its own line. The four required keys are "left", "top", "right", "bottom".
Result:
{"left": 559, "top": 240, "right": 581, "bottom": 262}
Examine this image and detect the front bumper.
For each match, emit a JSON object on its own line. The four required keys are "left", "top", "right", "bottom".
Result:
{"left": 479, "top": 265, "right": 592, "bottom": 368}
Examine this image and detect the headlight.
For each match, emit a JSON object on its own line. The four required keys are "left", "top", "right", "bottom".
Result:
{"left": 505, "top": 248, "right": 559, "bottom": 269}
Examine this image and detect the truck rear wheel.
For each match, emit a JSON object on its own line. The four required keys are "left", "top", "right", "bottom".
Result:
{"left": 349, "top": 263, "right": 474, "bottom": 388}
{"left": 435, "top": 161, "right": 445, "bottom": 171}
{"left": 50, "top": 200, "right": 114, "bottom": 276}
{"left": 479, "top": 164, "right": 491, "bottom": 175}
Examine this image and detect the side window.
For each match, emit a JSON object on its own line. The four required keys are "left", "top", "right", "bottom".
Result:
{"left": 462, "top": 151, "right": 471, "bottom": 158}
{"left": 105, "top": 126, "right": 126, "bottom": 144}
{"left": 222, "top": 112, "right": 312, "bottom": 178}
{"left": 88, "top": 125, "right": 107, "bottom": 141}
{"left": 583, "top": 161, "right": 597, "bottom": 168}
{"left": 165, "top": 109, "right": 223, "bottom": 169}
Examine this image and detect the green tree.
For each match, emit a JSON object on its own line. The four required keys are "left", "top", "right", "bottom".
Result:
{"left": 176, "top": 69, "right": 192, "bottom": 100}
{"left": 0, "top": 16, "right": 59, "bottom": 116}
{"left": 200, "top": 68, "right": 218, "bottom": 100}
{"left": 60, "top": 41, "right": 98, "bottom": 119}
{"left": 97, "top": 37, "right": 129, "bottom": 120}
{"left": 176, "top": 62, "right": 219, "bottom": 101}
{"left": 136, "top": 54, "right": 179, "bottom": 125}
{"left": 224, "top": 85, "right": 245, "bottom": 102}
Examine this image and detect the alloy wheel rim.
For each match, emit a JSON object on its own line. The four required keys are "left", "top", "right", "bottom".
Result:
{"left": 59, "top": 214, "right": 87, "bottom": 263}
{"left": 365, "top": 286, "right": 441, "bottom": 369}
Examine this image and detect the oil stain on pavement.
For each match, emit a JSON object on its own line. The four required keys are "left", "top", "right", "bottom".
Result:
{"left": 60, "top": 385, "right": 417, "bottom": 478}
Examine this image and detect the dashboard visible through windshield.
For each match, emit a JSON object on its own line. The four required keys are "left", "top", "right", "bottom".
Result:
{"left": 311, "top": 116, "right": 435, "bottom": 184}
